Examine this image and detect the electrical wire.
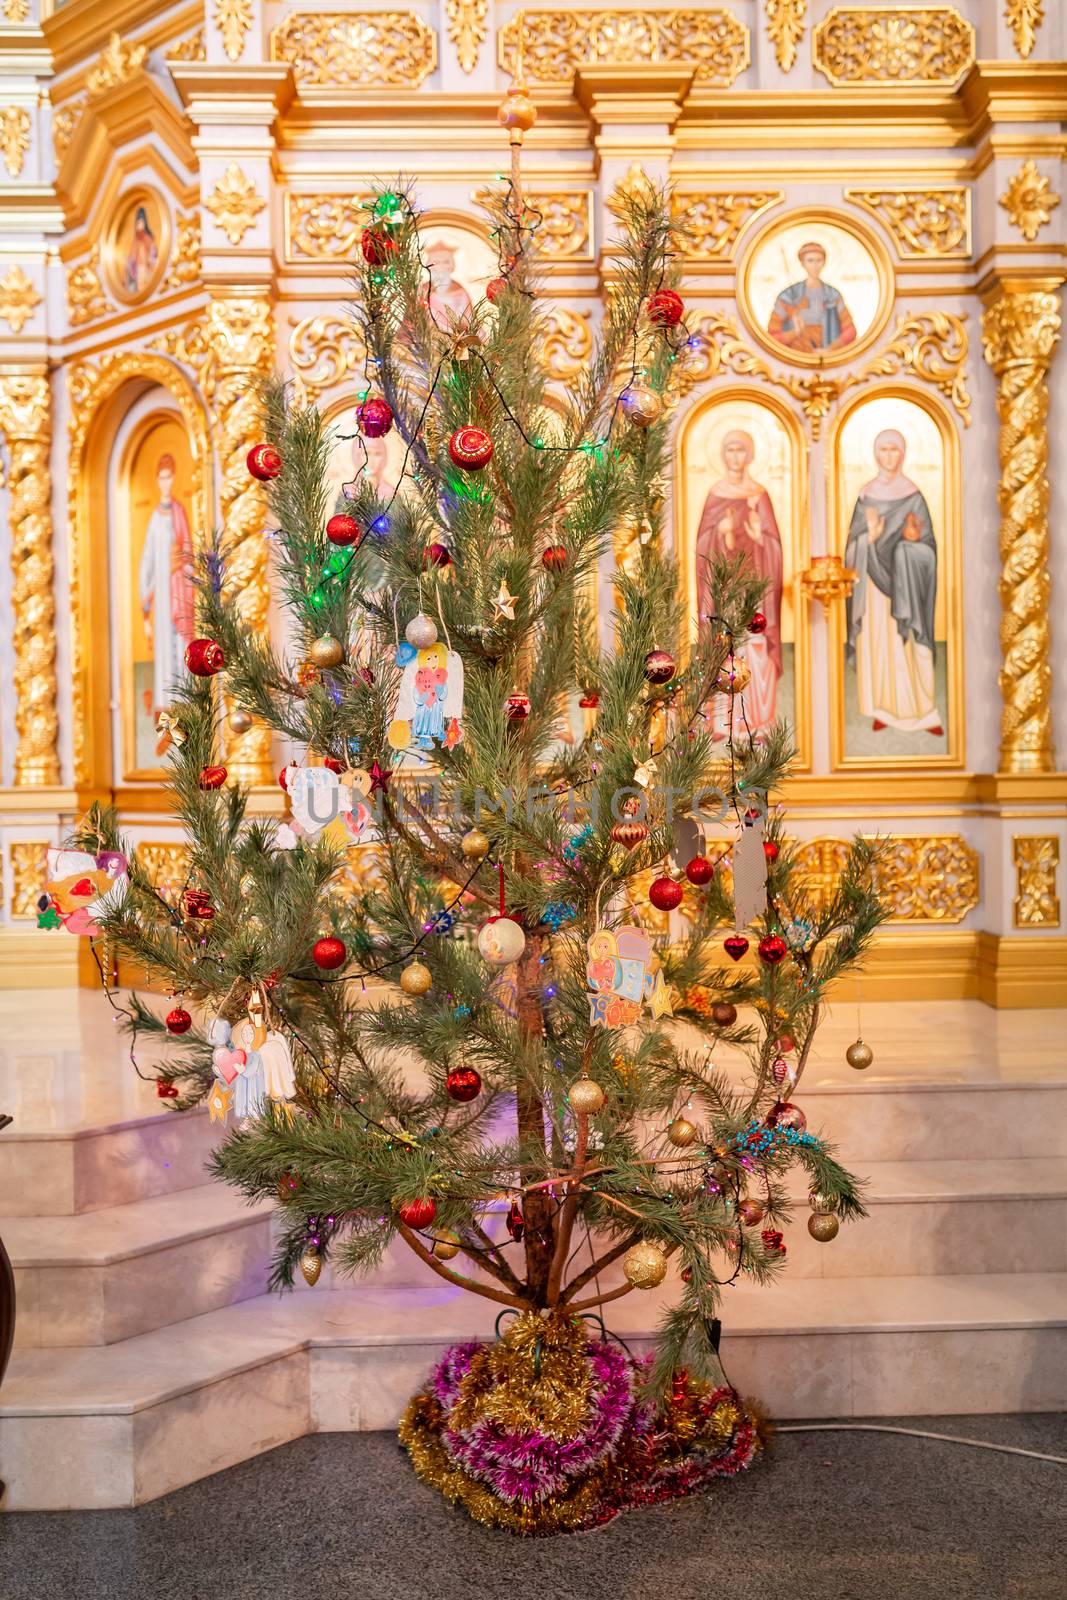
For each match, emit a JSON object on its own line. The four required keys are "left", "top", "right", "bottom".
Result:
{"left": 776, "top": 1423, "right": 1067, "bottom": 1465}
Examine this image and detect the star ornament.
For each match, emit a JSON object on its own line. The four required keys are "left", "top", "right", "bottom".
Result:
{"left": 493, "top": 580, "right": 517, "bottom": 624}
{"left": 368, "top": 758, "right": 392, "bottom": 794}
{"left": 208, "top": 1081, "right": 233, "bottom": 1124}
{"left": 648, "top": 970, "right": 674, "bottom": 1020}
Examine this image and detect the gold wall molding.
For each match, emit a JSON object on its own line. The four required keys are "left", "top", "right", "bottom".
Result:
{"left": 10, "top": 842, "right": 48, "bottom": 919}
{"left": 2, "top": 0, "right": 29, "bottom": 21}
{"left": 981, "top": 288, "right": 1060, "bottom": 775}
{"left": 86, "top": 31, "right": 149, "bottom": 97}
{"left": 541, "top": 307, "right": 592, "bottom": 380}
{"left": 446, "top": 0, "right": 488, "bottom": 73}
{"left": 270, "top": 11, "right": 438, "bottom": 88}
{"left": 135, "top": 842, "right": 193, "bottom": 903}
{"left": 0, "top": 107, "right": 30, "bottom": 180}
{"left": 499, "top": 9, "right": 749, "bottom": 87}
{"left": 0, "top": 266, "right": 42, "bottom": 335}
{"left": 765, "top": 0, "right": 807, "bottom": 72}
{"left": 287, "top": 311, "right": 366, "bottom": 402}
{"left": 844, "top": 187, "right": 970, "bottom": 259}
{"left": 285, "top": 193, "right": 374, "bottom": 262}
{"left": 794, "top": 835, "right": 980, "bottom": 923}
{"left": 206, "top": 163, "right": 266, "bottom": 246}
{"left": 1005, "top": 1, "right": 1044, "bottom": 60}
{"left": 66, "top": 246, "right": 114, "bottom": 326}
{"left": 1013, "top": 835, "right": 1060, "bottom": 928}
{"left": 529, "top": 192, "right": 593, "bottom": 260}
{"left": 671, "top": 190, "right": 783, "bottom": 260}
{"left": 999, "top": 160, "right": 1060, "bottom": 244}
{"left": 813, "top": 7, "right": 975, "bottom": 87}
{"left": 167, "top": 27, "right": 207, "bottom": 62}
{"left": 977, "top": 931, "right": 1067, "bottom": 1009}
{"left": 214, "top": 0, "right": 252, "bottom": 62}
{"left": 52, "top": 103, "right": 84, "bottom": 165}
{"left": 0, "top": 370, "right": 59, "bottom": 787}
{"left": 163, "top": 212, "right": 202, "bottom": 290}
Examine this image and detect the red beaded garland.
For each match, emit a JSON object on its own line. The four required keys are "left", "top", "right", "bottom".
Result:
{"left": 445, "top": 1065, "right": 482, "bottom": 1103}
{"left": 357, "top": 397, "right": 393, "bottom": 438}
{"left": 757, "top": 934, "right": 788, "bottom": 965}
{"left": 312, "top": 936, "right": 346, "bottom": 970}
{"left": 326, "top": 513, "right": 360, "bottom": 546}
{"left": 198, "top": 765, "right": 227, "bottom": 790}
{"left": 649, "top": 876, "right": 683, "bottom": 912}
{"left": 724, "top": 934, "right": 749, "bottom": 961}
{"left": 448, "top": 426, "right": 494, "bottom": 470}
{"left": 246, "top": 443, "right": 282, "bottom": 481}
{"left": 361, "top": 226, "right": 396, "bottom": 266}
{"left": 684, "top": 855, "right": 714, "bottom": 886}
{"left": 165, "top": 1005, "right": 192, "bottom": 1035}
{"left": 184, "top": 638, "right": 224, "bottom": 677}
{"left": 397, "top": 1197, "right": 437, "bottom": 1230}
{"left": 647, "top": 288, "right": 685, "bottom": 327}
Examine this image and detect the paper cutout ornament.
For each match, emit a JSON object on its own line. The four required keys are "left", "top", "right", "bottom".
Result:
{"left": 208, "top": 989, "right": 296, "bottom": 1122}
{"left": 732, "top": 814, "right": 767, "bottom": 930}
{"left": 44, "top": 847, "right": 128, "bottom": 936}
{"left": 586, "top": 925, "right": 651, "bottom": 1028}
{"left": 388, "top": 640, "right": 464, "bottom": 752}
{"left": 282, "top": 766, "right": 372, "bottom": 845}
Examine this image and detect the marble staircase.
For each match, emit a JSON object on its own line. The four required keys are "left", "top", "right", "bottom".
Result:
{"left": 1, "top": 993, "right": 1065, "bottom": 1510}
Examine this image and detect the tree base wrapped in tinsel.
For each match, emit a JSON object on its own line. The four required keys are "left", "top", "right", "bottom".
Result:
{"left": 399, "top": 1310, "right": 767, "bottom": 1535}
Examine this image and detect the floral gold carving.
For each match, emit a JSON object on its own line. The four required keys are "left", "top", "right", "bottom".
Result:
{"left": 287, "top": 312, "right": 366, "bottom": 402}
{"left": 844, "top": 311, "right": 971, "bottom": 425}
{"left": 499, "top": 10, "right": 750, "bottom": 87}
{"left": 163, "top": 213, "right": 202, "bottom": 290}
{"left": 270, "top": 12, "right": 438, "bottom": 88}
{"left": 206, "top": 164, "right": 267, "bottom": 246}
{"left": 285, "top": 193, "right": 374, "bottom": 262}
{"left": 671, "top": 190, "right": 783, "bottom": 259}
{"left": 813, "top": 7, "right": 975, "bottom": 86}
{"left": 765, "top": 1, "right": 807, "bottom": 71}
{"left": 215, "top": 0, "right": 253, "bottom": 61}
{"left": 845, "top": 188, "right": 970, "bottom": 259}
{"left": 795, "top": 836, "right": 979, "bottom": 924}
{"left": 981, "top": 289, "right": 1061, "bottom": 774}
{"left": 1012, "top": 836, "right": 1060, "bottom": 928}
{"left": 528, "top": 192, "right": 592, "bottom": 259}
{"left": 541, "top": 308, "right": 592, "bottom": 381}
{"left": 446, "top": 0, "right": 488, "bottom": 73}
{"left": 0, "top": 108, "right": 30, "bottom": 179}
{"left": 10, "top": 842, "right": 49, "bottom": 919}
{"left": 800, "top": 554, "right": 856, "bottom": 615}
{"left": 607, "top": 164, "right": 656, "bottom": 223}
{"left": 136, "top": 843, "right": 193, "bottom": 904}
{"left": 66, "top": 247, "right": 113, "bottom": 326}
{"left": 0, "top": 370, "right": 59, "bottom": 785}
{"left": 2, "top": 0, "right": 30, "bottom": 21}
{"left": 52, "top": 103, "right": 84, "bottom": 164}
{"left": 87, "top": 32, "right": 148, "bottom": 97}
{"left": 999, "top": 160, "right": 1060, "bottom": 244}
{"left": 1005, "top": 0, "right": 1044, "bottom": 59}
{"left": 167, "top": 28, "right": 207, "bottom": 62}
{"left": 0, "top": 266, "right": 42, "bottom": 335}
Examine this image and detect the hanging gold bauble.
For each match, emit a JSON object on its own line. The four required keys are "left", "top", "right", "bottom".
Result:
{"left": 299, "top": 1248, "right": 322, "bottom": 1286}
{"left": 846, "top": 1039, "right": 873, "bottom": 1070}
{"left": 228, "top": 707, "right": 254, "bottom": 735}
{"left": 736, "top": 1197, "right": 765, "bottom": 1227}
{"left": 808, "top": 1189, "right": 835, "bottom": 1214}
{"left": 623, "top": 1240, "right": 668, "bottom": 1290}
{"left": 714, "top": 657, "right": 751, "bottom": 696}
{"left": 619, "top": 382, "right": 663, "bottom": 429}
{"left": 309, "top": 633, "right": 344, "bottom": 669}
{"left": 667, "top": 1115, "right": 698, "bottom": 1148}
{"left": 400, "top": 961, "right": 433, "bottom": 997}
{"left": 807, "top": 1212, "right": 840, "bottom": 1243}
{"left": 431, "top": 1228, "right": 461, "bottom": 1261}
{"left": 568, "top": 1077, "right": 606, "bottom": 1115}
{"left": 461, "top": 828, "right": 490, "bottom": 861}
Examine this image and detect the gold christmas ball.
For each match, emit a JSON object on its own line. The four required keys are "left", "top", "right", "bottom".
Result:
{"left": 619, "top": 382, "right": 663, "bottom": 429}
{"left": 309, "top": 633, "right": 344, "bottom": 669}
{"left": 497, "top": 81, "right": 537, "bottom": 135}
{"left": 667, "top": 1115, "right": 698, "bottom": 1148}
{"left": 623, "top": 1240, "right": 668, "bottom": 1290}
{"left": 807, "top": 1212, "right": 840, "bottom": 1243}
{"left": 299, "top": 1248, "right": 322, "bottom": 1286}
{"left": 400, "top": 961, "right": 432, "bottom": 996}
{"left": 228, "top": 707, "right": 254, "bottom": 735}
{"left": 431, "top": 1228, "right": 461, "bottom": 1261}
{"left": 714, "top": 656, "right": 751, "bottom": 697}
{"left": 736, "top": 1197, "right": 765, "bottom": 1228}
{"left": 808, "top": 1188, "right": 835, "bottom": 1215}
{"left": 568, "top": 1077, "right": 606, "bottom": 1115}
{"left": 461, "top": 828, "right": 490, "bottom": 861}
{"left": 846, "top": 1039, "right": 873, "bottom": 1071}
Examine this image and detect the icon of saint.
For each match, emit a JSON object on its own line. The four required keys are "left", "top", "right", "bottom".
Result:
{"left": 124, "top": 205, "right": 158, "bottom": 296}
{"left": 768, "top": 241, "right": 856, "bottom": 355}
{"left": 422, "top": 240, "right": 473, "bottom": 328}
{"left": 139, "top": 452, "right": 195, "bottom": 720}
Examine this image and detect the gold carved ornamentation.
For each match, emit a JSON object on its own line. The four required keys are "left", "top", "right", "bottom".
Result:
{"left": 844, "top": 312, "right": 971, "bottom": 426}
{"left": 0, "top": 266, "right": 42, "bottom": 335}
{"left": 671, "top": 190, "right": 783, "bottom": 260}
{"left": 795, "top": 836, "right": 979, "bottom": 924}
{"left": 528, "top": 192, "right": 592, "bottom": 260}
{"left": 66, "top": 247, "right": 112, "bottom": 326}
{"left": 164, "top": 213, "right": 202, "bottom": 290}
{"left": 541, "top": 308, "right": 592, "bottom": 382}
{"left": 136, "top": 842, "right": 193, "bottom": 905}
{"left": 87, "top": 32, "right": 149, "bottom": 97}
{"left": 0, "top": 371, "right": 59, "bottom": 785}
{"left": 10, "top": 842, "right": 48, "bottom": 919}
{"left": 981, "top": 289, "right": 1061, "bottom": 774}
{"left": 607, "top": 164, "right": 656, "bottom": 223}
{"left": 52, "top": 104, "right": 84, "bottom": 164}
{"left": 499, "top": 10, "right": 750, "bottom": 87}
{"left": 270, "top": 12, "right": 438, "bottom": 88}
{"left": 215, "top": 0, "right": 252, "bottom": 61}
{"left": 844, "top": 188, "right": 970, "bottom": 259}
{"left": 1005, "top": 0, "right": 1044, "bottom": 59}
{"left": 2, "top": 0, "right": 30, "bottom": 21}
{"left": 800, "top": 554, "right": 856, "bottom": 615}
{"left": 999, "top": 160, "right": 1060, "bottom": 244}
{"left": 1013, "top": 836, "right": 1060, "bottom": 928}
{"left": 813, "top": 7, "right": 975, "bottom": 86}
{"left": 167, "top": 28, "right": 207, "bottom": 62}
{"left": 0, "top": 108, "right": 30, "bottom": 179}
{"left": 287, "top": 312, "right": 366, "bottom": 402}
{"left": 765, "top": 0, "right": 807, "bottom": 71}
{"left": 676, "top": 311, "right": 837, "bottom": 437}
{"left": 285, "top": 193, "right": 374, "bottom": 262}
{"left": 446, "top": 0, "right": 488, "bottom": 73}
{"left": 206, "top": 164, "right": 267, "bottom": 246}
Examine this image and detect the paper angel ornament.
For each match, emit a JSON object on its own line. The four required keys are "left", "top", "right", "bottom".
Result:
{"left": 283, "top": 767, "right": 372, "bottom": 845}
{"left": 44, "top": 847, "right": 128, "bottom": 936}
{"left": 387, "top": 640, "right": 464, "bottom": 752}
{"left": 208, "top": 991, "right": 295, "bottom": 1121}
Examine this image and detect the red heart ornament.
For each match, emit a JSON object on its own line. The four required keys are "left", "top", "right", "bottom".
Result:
{"left": 758, "top": 934, "right": 788, "bottom": 965}
{"left": 724, "top": 934, "right": 749, "bottom": 961}
{"left": 71, "top": 878, "right": 94, "bottom": 898}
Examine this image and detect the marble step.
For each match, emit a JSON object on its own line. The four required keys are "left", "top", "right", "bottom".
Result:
{"left": 2, "top": 1271, "right": 1064, "bottom": 1510}
{"left": 798, "top": 1079, "right": 1067, "bottom": 1163}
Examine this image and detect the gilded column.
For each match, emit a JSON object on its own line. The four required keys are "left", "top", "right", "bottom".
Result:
{"left": 204, "top": 293, "right": 275, "bottom": 785}
{"left": 980, "top": 288, "right": 1061, "bottom": 774}
{"left": 0, "top": 367, "right": 59, "bottom": 785}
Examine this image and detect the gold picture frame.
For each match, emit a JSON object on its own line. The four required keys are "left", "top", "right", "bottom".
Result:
{"left": 738, "top": 207, "right": 894, "bottom": 370}
{"left": 102, "top": 185, "right": 171, "bottom": 306}
{"left": 826, "top": 386, "right": 964, "bottom": 771}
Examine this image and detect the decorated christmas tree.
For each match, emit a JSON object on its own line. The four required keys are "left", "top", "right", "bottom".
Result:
{"left": 73, "top": 88, "right": 886, "bottom": 1534}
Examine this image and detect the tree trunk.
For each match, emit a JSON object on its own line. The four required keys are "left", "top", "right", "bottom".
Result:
{"left": 515, "top": 930, "right": 555, "bottom": 1305}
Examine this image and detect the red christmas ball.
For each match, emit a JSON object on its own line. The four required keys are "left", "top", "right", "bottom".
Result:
{"left": 768, "top": 1101, "right": 807, "bottom": 1133}
{"left": 647, "top": 288, "right": 685, "bottom": 327}
{"left": 357, "top": 666, "right": 374, "bottom": 687}
{"left": 681, "top": 1265, "right": 693, "bottom": 1283}
{"left": 358, "top": 397, "right": 393, "bottom": 438}
{"left": 247, "top": 443, "right": 282, "bottom": 482}
{"left": 448, "top": 426, "right": 494, "bottom": 471}
{"left": 644, "top": 649, "right": 675, "bottom": 685}
{"left": 685, "top": 855, "right": 714, "bottom": 886}
{"left": 323, "top": 757, "right": 345, "bottom": 775}
{"left": 423, "top": 542, "right": 453, "bottom": 570}
{"left": 397, "top": 1196, "right": 436, "bottom": 1230}
{"left": 326, "top": 513, "right": 360, "bottom": 546}
{"left": 198, "top": 765, "right": 227, "bottom": 790}
{"left": 445, "top": 1065, "right": 482, "bottom": 1103}
{"left": 165, "top": 1005, "right": 192, "bottom": 1035}
{"left": 505, "top": 694, "right": 531, "bottom": 721}
{"left": 649, "top": 875, "right": 683, "bottom": 912}
{"left": 361, "top": 226, "right": 396, "bottom": 266}
{"left": 578, "top": 690, "right": 600, "bottom": 709}
{"left": 748, "top": 612, "right": 768, "bottom": 635}
{"left": 777, "top": 1033, "right": 797, "bottom": 1054}
{"left": 758, "top": 934, "right": 788, "bottom": 965}
{"left": 486, "top": 276, "right": 507, "bottom": 303}
{"left": 157, "top": 1080, "right": 180, "bottom": 1099}
{"left": 505, "top": 1201, "right": 524, "bottom": 1242}
{"left": 724, "top": 934, "right": 749, "bottom": 961}
{"left": 185, "top": 638, "right": 224, "bottom": 677}
{"left": 312, "top": 936, "right": 346, "bottom": 970}
{"left": 541, "top": 544, "right": 567, "bottom": 572}
{"left": 278, "top": 766, "right": 291, "bottom": 792}
{"left": 763, "top": 840, "right": 779, "bottom": 864}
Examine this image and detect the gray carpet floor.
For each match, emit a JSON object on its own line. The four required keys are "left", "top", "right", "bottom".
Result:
{"left": 1, "top": 1415, "right": 1064, "bottom": 1600}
